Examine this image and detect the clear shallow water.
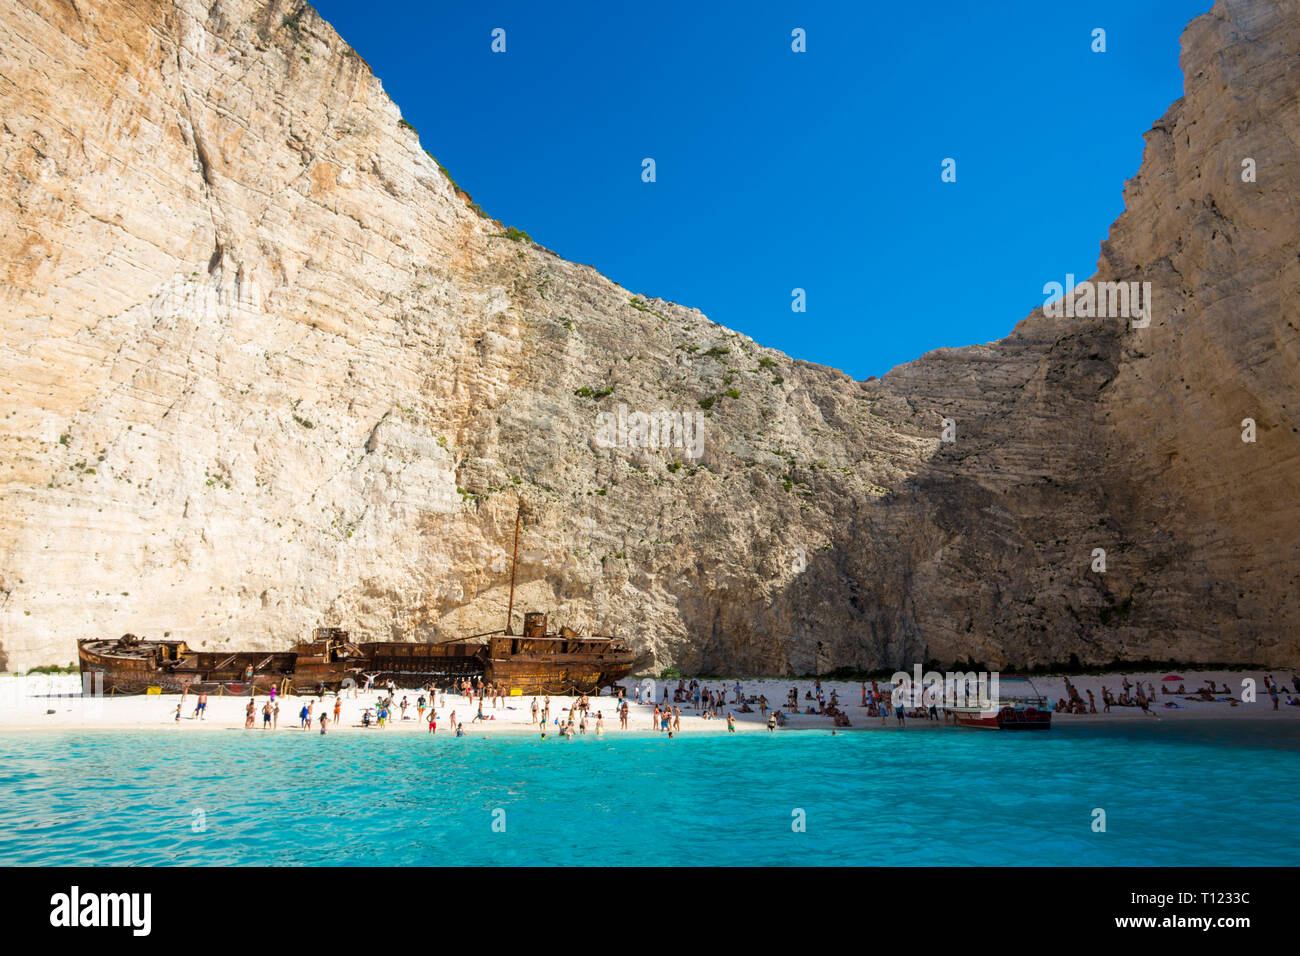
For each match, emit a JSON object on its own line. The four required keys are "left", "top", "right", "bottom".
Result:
{"left": 0, "top": 721, "right": 1296, "bottom": 866}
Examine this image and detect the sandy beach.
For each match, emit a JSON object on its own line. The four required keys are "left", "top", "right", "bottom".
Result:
{"left": 0, "top": 669, "right": 1296, "bottom": 735}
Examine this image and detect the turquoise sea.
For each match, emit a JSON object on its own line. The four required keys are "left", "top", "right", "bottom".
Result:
{"left": 1, "top": 721, "right": 1296, "bottom": 866}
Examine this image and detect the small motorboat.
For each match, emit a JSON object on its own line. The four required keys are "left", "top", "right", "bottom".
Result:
{"left": 951, "top": 675, "right": 1052, "bottom": 730}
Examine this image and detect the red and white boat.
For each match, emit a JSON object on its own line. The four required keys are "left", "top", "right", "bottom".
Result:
{"left": 951, "top": 675, "right": 1052, "bottom": 730}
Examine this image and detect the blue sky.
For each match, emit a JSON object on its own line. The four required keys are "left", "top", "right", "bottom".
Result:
{"left": 312, "top": 0, "right": 1210, "bottom": 379}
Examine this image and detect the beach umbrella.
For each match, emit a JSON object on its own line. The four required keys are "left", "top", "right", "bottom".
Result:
{"left": 1161, "top": 674, "right": 1184, "bottom": 682}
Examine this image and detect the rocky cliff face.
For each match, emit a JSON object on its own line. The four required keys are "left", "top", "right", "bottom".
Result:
{"left": 1, "top": 0, "right": 1296, "bottom": 673}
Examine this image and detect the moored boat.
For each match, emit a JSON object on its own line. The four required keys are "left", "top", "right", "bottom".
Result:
{"left": 951, "top": 675, "right": 1052, "bottom": 730}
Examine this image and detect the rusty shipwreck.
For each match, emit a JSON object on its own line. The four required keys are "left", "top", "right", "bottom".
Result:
{"left": 77, "top": 509, "right": 635, "bottom": 696}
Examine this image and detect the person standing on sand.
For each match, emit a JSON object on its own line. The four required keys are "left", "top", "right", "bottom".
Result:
{"left": 765, "top": 712, "right": 774, "bottom": 732}
{"left": 319, "top": 712, "right": 329, "bottom": 735}
{"left": 273, "top": 700, "right": 280, "bottom": 729}
{"left": 175, "top": 702, "right": 182, "bottom": 723}
{"left": 673, "top": 707, "right": 681, "bottom": 733}
{"left": 652, "top": 704, "right": 660, "bottom": 731}
{"left": 1087, "top": 689, "right": 1096, "bottom": 714}
{"left": 619, "top": 701, "right": 629, "bottom": 729}
{"left": 595, "top": 711, "right": 604, "bottom": 735}
{"left": 727, "top": 712, "right": 736, "bottom": 733}
{"left": 530, "top": 698, "right": 539, "bottom": 724}
{"left": 262, "top": 700, "right": 272, "bottom": 729}
{"left": 195, "top": 692, "right": 207, "bottom": 720}
{"left": 1136, "top": 685, "right": 1154, "bottom": 715}
{"left": 428, "top": 710, "right": 437, "bottom": 733}
{"left": 245, "top": 699, "right": 256, "bottom": 729}
{"left": 299, "top": 703, "right": 310, "bottom": 729}
{"left": 1270, "top": 684, "right": 1280, "bottom": 710}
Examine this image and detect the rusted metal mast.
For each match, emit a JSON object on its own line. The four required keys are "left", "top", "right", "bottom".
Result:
{"left": 505, "top": 503, "right": 522, "bottom": 635}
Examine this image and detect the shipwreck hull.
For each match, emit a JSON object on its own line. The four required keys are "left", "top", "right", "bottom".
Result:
{"left": 77, "top": 638, "right": 188, "bottom": 695}
{"left": 483, "top": 633, "right": 634, "bottom": 694}
{"left": 357, "top": 642, "right": 486, "bottom": 685}
{"left": 78, "top": 636, "right": 356, "bottom": 696}
{"left": 78, "top": 614, "right": 635, "bottom": 696}
{"left": 484, "top": 658, "right": 618, "bottom": 695}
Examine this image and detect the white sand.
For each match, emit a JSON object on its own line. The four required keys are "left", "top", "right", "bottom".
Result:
{"left": 0, "top": 669, "right": 1296, "bottom": 735}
